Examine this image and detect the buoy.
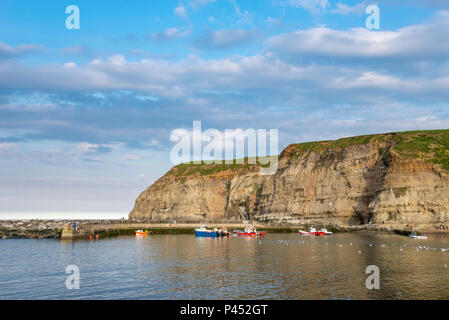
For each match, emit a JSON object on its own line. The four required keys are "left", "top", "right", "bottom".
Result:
{"left": 96, "top": 234, "right": 99, "bottom": 239}
{"left": 89, "top": 235, "right": 93, "bottom": 240}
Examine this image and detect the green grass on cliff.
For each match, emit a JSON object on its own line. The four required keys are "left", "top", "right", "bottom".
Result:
{"left": 393, "top": 130, "right": 449, "bottom": 170}
{"left": 292, "top": 134, "right": 387, "bottom": 157}
{"left": 171, "top": 157, "right": 272, "bottom": 177}
{"left": 292, "top": 129, "right": 449, "bottom": 170}
{"left": 169, "top": 130, "right": 449, "bottom": 177}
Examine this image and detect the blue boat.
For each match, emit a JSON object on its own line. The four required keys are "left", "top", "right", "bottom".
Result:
{"left": 195, "top": 225, "right": 217, "bottom": 237}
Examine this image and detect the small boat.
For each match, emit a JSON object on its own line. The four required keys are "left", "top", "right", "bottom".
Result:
{"left": 410, "top": 232, "right": 427, "bottom": 239}
{"left": 236, "top": 226, "right": 266, "bottom": 237}
{"left": 299, "top": 227, "right": 332, "bottom": 236}
{"left": 217, "top": 228, "right": 231, "bottom": 237}
{"left": 195, "top": 225, "right": 218, "bottom": 237}
{"left": 135, "top": 230, "right": 150, "bottom": 237}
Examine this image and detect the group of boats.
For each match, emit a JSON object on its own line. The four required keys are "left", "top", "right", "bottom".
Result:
{"left": 136, "top": 226, "right": 427, "bottom": 239}
{"left": 194, "top": 225, "right": 266, "bottom": 238}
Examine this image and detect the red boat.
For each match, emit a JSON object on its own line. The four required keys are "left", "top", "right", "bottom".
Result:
{"left": 236, "top": 226, "right": 266, "bottom": 237}
{"left": 298, "top": 227, "right": 332, "bottom": 236}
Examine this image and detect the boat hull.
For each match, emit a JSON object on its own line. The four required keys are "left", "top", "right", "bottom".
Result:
{"left": 299, "top": 230, "right": 332, "bottom": 236}
{"left": 410, "top": 236, "right": 427, "bottom": 239}
{"left": 195, "top": 230, "right": 217, "bottom": 238}
{"left": 237, "top": 232, "right": 266, "bottom": 237}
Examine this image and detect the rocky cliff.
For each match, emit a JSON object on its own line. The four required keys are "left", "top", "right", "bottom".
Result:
{"left": 129, "top": 130, "right": 449, "bottom": 230}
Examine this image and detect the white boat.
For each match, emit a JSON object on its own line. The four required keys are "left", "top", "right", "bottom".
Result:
{"left": 298, "top": 227, "right": 332, "bottom": 236}
{"left": 410, "top": 232, "right": 427, "bottom": 239}
{"left": 298, "top": 227, "right": 315, "bottom": 235}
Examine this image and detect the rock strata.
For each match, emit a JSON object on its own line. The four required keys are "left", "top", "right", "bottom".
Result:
{"left": 130, "top": 130, "right": 449, "bottom": 230}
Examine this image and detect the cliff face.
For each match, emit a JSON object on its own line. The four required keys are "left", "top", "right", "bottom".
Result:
{"left": 129, "top": 130, "right": 449, "bottom": 230}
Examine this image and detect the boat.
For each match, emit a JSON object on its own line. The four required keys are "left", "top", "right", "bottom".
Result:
{"left": 298, "top": 227, "right": 313, "bottom": 235}
{"left": 217, "top": 228, "right": 231, "bottom": 237}
{"left": 236, "top": 226, "right": 266, "bottom": 237}
{"left": 195, "top": 225, "right": 217, "bottom": 237}
{"left": 298, "top": 227, "right": 332, "bottom": 236}
{"left": 195, "top": 225, "right": 231, "bottom": 238}
{"left": 410, "top": 232, "right": 427, "bottom": 239}
{"left": 135, "top": 230, "right": 150, "bottom": 237}
{"left": 319, "top": 228, "right": 333, "bottom": 236}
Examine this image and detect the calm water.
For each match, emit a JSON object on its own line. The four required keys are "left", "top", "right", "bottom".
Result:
{"left": 1, "top": 233, "right": 449, "bottom": 300}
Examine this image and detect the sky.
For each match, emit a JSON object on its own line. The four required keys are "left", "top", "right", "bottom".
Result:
{"left": 1, "top": 0, "right": 449, "bottom": 218}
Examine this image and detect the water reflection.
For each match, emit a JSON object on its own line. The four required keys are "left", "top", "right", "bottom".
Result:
{"left": 1, "top": 233, "right": 449, "bottom": 299}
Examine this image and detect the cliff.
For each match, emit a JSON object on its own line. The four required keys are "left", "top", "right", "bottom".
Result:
{"left": 129, "top": 130, "right": 449, "bottom": 230}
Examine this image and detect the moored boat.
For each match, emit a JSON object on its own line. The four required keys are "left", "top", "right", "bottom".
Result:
{"left": 298, "top": 227, "right": 332, "bottom": 236}
{"left": 195, "top": 225, "right": 218, "bottom": 237}
{"left": 135, "top": 230, "right": 150, "bottom": 237}
{"left": 236, "top": 226, "right": 266, "bottom": 237}
{"left": 410, "top": 232, "right": 427, "bottom": 239}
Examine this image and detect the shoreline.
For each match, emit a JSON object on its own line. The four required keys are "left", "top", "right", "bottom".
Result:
{"left": 1, "top": 219, "right": 448, "bottom": 239}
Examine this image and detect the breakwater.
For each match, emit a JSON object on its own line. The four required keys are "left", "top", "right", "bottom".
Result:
{"left": 2, "top": 219, "right": 441, "bottom": 240}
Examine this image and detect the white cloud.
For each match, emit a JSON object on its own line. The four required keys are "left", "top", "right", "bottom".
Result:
{"left": 174, "top": 5, "right": 187, "bottom": 18}
{"left": 152, "top": 27, "right": 191, "bottom": 41}
{"left": 266, "top": 16, "right": 283, "bottom": 26}
{"left": 0, "top": 142, "right": 16, "bottom": 152}
{"left": 77, "top": 143, "right": 112, "bottom": 154}
{"left": 331, "top": 1, "right": 372, "bottom": 15}
{"left": 268, "top": 12, "right": 449, "bottom": 59}
{"left": 230, "top": 0, "right": 253, "bottom": 25}
{"left": 0, "top": 42, "right": 44, "bottom": 59}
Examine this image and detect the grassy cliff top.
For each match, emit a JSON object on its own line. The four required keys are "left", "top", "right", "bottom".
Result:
{"left": 167, "top": 157, "right": 272, "bottom": 177}
{"left": 165, "top": 129, "right": 449, "bottom": 178}
{"left": 291, "top": 129, "right": 449, "bottom": 170}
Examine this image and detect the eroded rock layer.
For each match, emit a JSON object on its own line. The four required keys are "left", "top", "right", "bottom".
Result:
{"left": 129, "top": 130, "right": 449, "bottom": 230}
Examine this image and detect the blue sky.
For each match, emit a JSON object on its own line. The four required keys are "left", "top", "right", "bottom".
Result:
{"left": 1, "top": 0, "right": 449, "bottom": 218}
